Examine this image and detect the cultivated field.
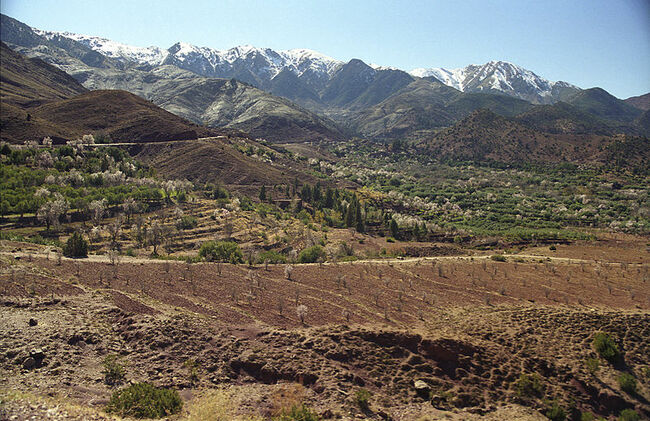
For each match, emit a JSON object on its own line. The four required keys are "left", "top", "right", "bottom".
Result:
{"left": 1, "top": 235, "right": 648, "bottom": 420}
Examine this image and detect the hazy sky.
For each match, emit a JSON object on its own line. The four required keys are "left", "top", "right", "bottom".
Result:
{"left": 2, "top": 0, "right": 649, "bottom": 98}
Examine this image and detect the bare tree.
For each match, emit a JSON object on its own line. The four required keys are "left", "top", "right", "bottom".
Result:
{"left": 297, "top": 304, "right": 308, "bottom": 325}
{"left": 149, "top": 221, "right": 163, "bottom": 255}
{"left": 107, "top": 214, "right": 124, "bottom": 249}
{"left": 277, "top": 297, "right": 285, "bottom": 315}
{"left": 285, "top": 264, "right": 293, "bottom": 281}
{"left": 342, "top": 309, "right": 351, "bottom": 323}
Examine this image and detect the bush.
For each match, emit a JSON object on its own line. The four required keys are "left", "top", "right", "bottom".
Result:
{"left": 63, "top": 231, "right": 88, "bottom": 258}
{"left": 298, "top": 245, "right": 325, "bottom": 263}
{"left": 618, "top": 373, "right": 637, "bottom": 395}
{"left": 513, "top": 373, "right": 543, "bottom": 398}
{"left": 545, "top": 402, "right": 566, "bottom": 421}
{"left": 593, "top": 332, "right": 621, "bottom": 363}
{"left": 354, "top": 388, "right": 371, "bottom": 411}
{"left": 580, "top": 412, "right": 595, "bottom": 421}
{"left": 619, "top": 409, "right": 640, "bottom": 421}
{"left": 106, "top": 382, "right": 182, "bottom": 418}
{"left": 102, "top": 354, "right": 125, "bottom": 385}
{"left": 198, "top": 241, "right": 243, "bottom": 264}
{"left": 491, "top": 254, "right": 507, "bottom": 262}
{"left": 176, "top": 215, "right": 197, "bottom": 230}
{"left": 273, "top": 404, "right": 319, "bottom": 421}
{"left": 257, "top": 250, "right": 287, "bottom": 264}
{"left": 585, "top": 358, "right": 600, "bottom": 374}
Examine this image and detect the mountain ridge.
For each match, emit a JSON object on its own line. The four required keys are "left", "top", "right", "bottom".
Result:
{"left": 19, "top": 16, "right": 590, "bottom": 106}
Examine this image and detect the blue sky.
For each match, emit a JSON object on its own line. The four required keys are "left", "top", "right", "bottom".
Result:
{"left": 2, "top": 0, "right": 649, "bottom": 98}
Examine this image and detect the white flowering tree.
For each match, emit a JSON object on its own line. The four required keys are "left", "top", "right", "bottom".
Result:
{"left": 37, "top": 196, "right": 68, "bottom": 231}
{"left": 89, "top": 199, "right": 107, "bottom": 226}
{"left": 121, "top": 197, "right": 138, "bottom": 223}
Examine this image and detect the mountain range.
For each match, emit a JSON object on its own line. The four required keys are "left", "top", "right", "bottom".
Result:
{"left": 1, "top": 13, "right": 648, "bottom": 154}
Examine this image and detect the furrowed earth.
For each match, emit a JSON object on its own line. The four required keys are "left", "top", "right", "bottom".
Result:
{"left": 1, "top": 235, "right": 648, "bottom": 420}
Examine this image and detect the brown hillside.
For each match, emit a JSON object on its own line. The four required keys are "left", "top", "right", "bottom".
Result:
{"left": 133, "top": 138, "right": 339, "bottom": 196}
{"left": 424, "top": 109, "right": 611, "bottom": 164}
{"left": 2, "top": 90, "right": 226, "bottom": 144}
{"left": 0, "top": 41, "right": 87, "bottom": 107}
{"left": 32, "top": 90, "right": 222, "bottom": 142}
{"left": 625, "top": 93, "right": 650, "bottom": 111}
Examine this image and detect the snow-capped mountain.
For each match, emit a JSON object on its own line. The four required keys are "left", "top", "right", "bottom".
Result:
{"left": 32, "top": 29, "right": 167, "bottom": 65}
{"left": 29, "top": 24, "right": 579, "bottom": 104}
{"left": 32, "top": 28, "right": 343, "bottom": 86}
{"left": 410, "top": 61, "right": 578, "bottom": 104}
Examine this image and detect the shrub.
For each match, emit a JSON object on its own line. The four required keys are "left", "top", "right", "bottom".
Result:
{"left": 354, "top": 388, "right": 371, "bottom": 411}
{"left": 618, "top": 409, "right": 640, "bottom": 421}
{"left": 580, "top": 412, "right": 595, "bottom": 421}
{"left": 545, "top": 402, "right": 566, "bottom": 421}
{"left": 63, "top": 231, "right": 88, "bottom": 258}
{"left": 491, "top": 254, "right": 507, "bottom": 262}
{"left": 298, "top": 246, "right": 325, "bottom": 263}
{"left": 102, "top": 354, "right": 125, "bottom": 385}
{"left": 257, "top": 250, "right": 287, "bottom": 264}
{"left": 593, "top": 332, "right": 621, "bottom": 363}
{"left": 199, "top": 241, "right": 243, "bottom": 264}
{"left": 106, "top": 382, "right": 182, "bottom": 418}
{"left": 618, "top": 373, "right": 637, "bottom": 395}
{"left": 176, "top": 215, "right": 197, "bottom": 230}
{"left": 273, "top": 404, "right": 319, "bottom": 421}
{"left": 513, "top": 373, "right": 543, "bottom": 398}
{"left": 585, "top": 358, "right": 600, "bottom": 374}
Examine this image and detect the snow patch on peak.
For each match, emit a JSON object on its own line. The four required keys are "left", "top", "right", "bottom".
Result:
{"left": 410, "top": 60, "right": 578, "bottom": 100}
{"left": 33, "top": 28, "right": 167, "bottom": 65}
{"left": 369, "top": 63, "right": 400, "bottom": 71}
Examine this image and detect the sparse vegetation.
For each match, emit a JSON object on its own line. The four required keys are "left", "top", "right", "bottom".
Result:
{"left": 354, "top": 388, "right": 372, "bottom": 411}
{"left": 618, "top": 409, "right": 640, "bottom": 421}
{"left": 102, "top": 354, "right": 125, "bottom": 385}
{"left": 272, "top": 404, "right": 319, "bottom": 421}
{"left": 545, "top": 401, "right": 566, "bottom": 421}
{"left": 513, "top": 373, "right": 543, "bottom": 398}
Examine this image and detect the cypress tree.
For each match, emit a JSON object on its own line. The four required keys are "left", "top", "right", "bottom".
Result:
{"left": 355, "top": 200, "right": 364, "bottom": 233}
{"left": 324, "top": 188, "right": 334, "bottom": 208}
{"left": 390, "top": 218, "right": 399, "bottom": 239}
{"left": 345, "top": 201, "right": 356, "bottom": 228}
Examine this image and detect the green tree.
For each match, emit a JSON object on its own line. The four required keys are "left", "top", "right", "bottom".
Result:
{"left": 63, "top": 231, "right": 88, "bottom": 258}
{"left": 390, "top": 218, "right": 399, "bottom": 239}
{"left": 298, "top": 245, "right": 325, "bottom": 263}
{"left": 199, "top": 241, "right": 243, "bottom": 264}
{"left": 259, "top": 184, "right": 267, "bottom": 202}
{"left": 355, "top": 200, "right": 364, "bottom": 233}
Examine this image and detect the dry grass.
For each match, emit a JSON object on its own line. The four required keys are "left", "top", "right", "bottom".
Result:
{"left": 185, "top": 389, "right": 263, "bottom": 421}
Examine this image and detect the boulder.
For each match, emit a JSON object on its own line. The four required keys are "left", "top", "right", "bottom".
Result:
{"left": 414, "top": 379, "right": 431, "bottom": 398}
{"left": 22, "top": 356, "right": 35, "bottom": 369}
